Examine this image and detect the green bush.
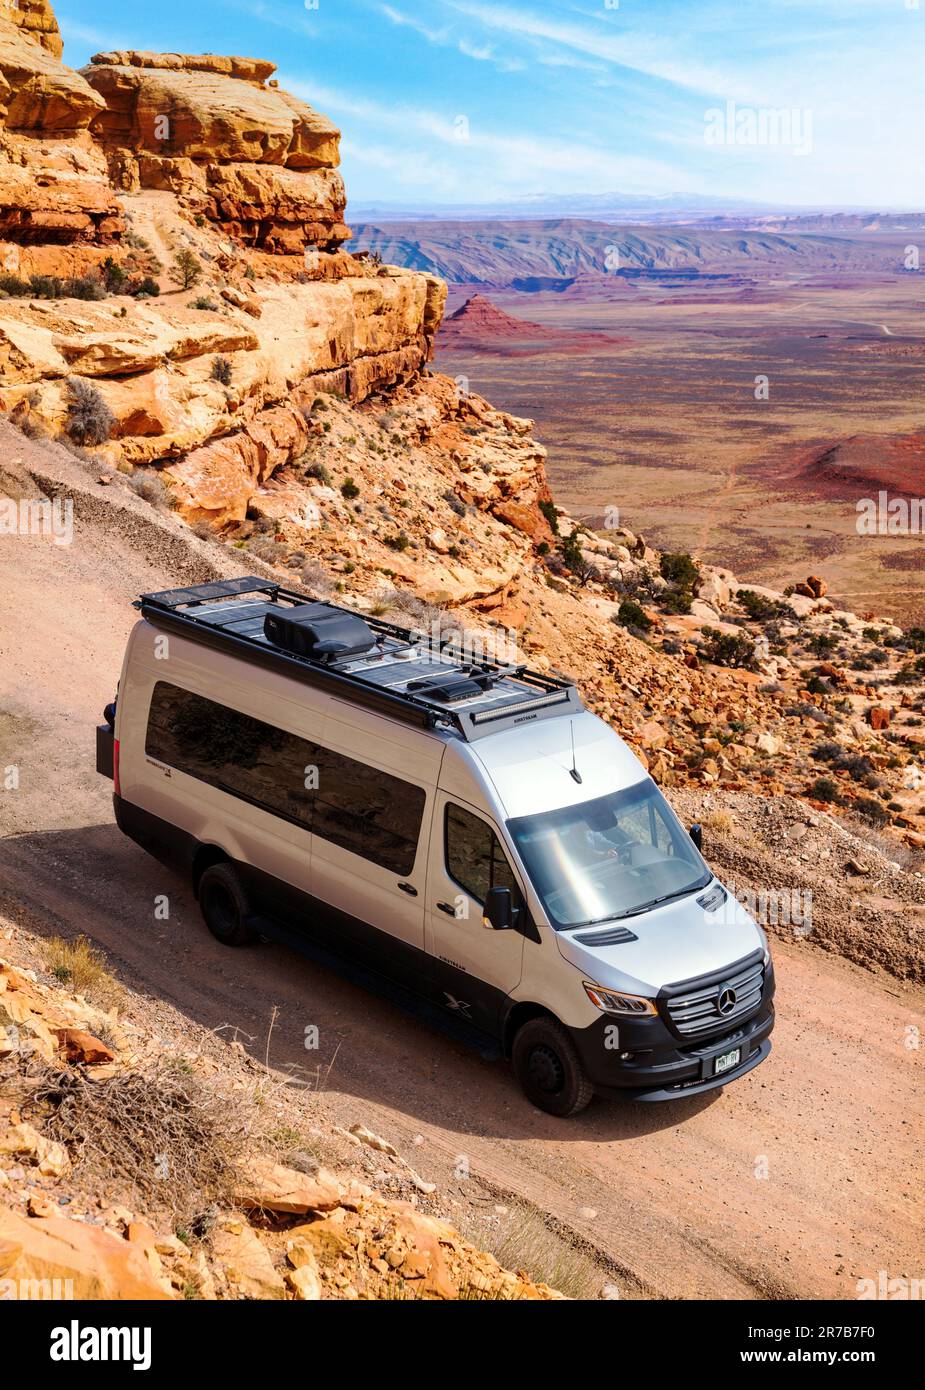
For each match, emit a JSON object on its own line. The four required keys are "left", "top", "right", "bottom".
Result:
{"left": 102, "top": 257, "right": 128, "bottom": 293}
{"left": 340, "top": 477, "right": 360, "bottom": 499}
{"left": 698, "top": 626, "right": 756, "bottom": 669}
{"left": 615, "top": 599, "right": 652, "bottom": 632}
{"left": 538, "top": 498, "right": 559, "bottom": 535}
{"left": 0, "top": 273, "right": 106, "bottom": 301}
{"left": 659, "top": 552, "right": 699, "bottom": 590}
{"left": 737, "top": 589, "right": 777, "bottom": 621}
{"left": 660, "top": 587, "right": 692, "bottom": 614}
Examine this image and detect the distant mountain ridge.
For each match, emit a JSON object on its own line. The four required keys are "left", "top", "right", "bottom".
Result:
{"left": 350, "top": 218, "right": 910, "bottom": 289}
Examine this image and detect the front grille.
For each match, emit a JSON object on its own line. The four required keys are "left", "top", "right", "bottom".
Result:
{"left": 663, "top": 955, "right": 765, "bottom": 1038}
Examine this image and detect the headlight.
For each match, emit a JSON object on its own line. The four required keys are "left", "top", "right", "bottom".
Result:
{"left": 583, "top": 982, "right": 658, "bottom": 1017}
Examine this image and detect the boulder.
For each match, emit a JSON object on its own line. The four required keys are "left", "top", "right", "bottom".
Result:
{"left": 868, "top": 706, "right": 891, "bottom": 731}
{"left": 0, "top": 1209, "right": 172, "bottom": 1298}
{"left": 210, "top": 1216, "right": 286, "bottom": 1299}
{"left": 52, "top": 1027, "right": 114, "bottom": 1065}
{"left": 236, "top": 1156, "right": 344, "bottom": 1215}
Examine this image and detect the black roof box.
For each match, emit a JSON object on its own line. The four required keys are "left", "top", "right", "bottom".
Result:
{"left": 263, "top": 603, "right": 377, "bottom": 663}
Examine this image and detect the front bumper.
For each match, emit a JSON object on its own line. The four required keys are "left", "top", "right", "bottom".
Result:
{"left": 570, "top": 959, "right": 776, "bottom": 1101}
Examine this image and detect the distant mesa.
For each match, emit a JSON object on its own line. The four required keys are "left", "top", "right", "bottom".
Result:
{"left": 799, "top": 433, "right": 925, "bottom": 499}
{"left": 441, "top": 294, "right": 551, "bottom": 343}
{"left": 437, "top": 293, "right": 629, "bottom": 356}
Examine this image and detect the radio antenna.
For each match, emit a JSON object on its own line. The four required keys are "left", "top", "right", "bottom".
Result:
{"left": 569, "top": 720, "right": 582, "bottom": 783}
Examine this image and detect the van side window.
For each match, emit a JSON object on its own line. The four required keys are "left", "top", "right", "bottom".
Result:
{"left": 146, "top": 681, "right": 313, "bottom": 828}
{"left": 145, "top": 682, "right": 425, "bottom": 875}
{"left": 310, "top": 743, "right": 424, "bottom": 876}
{"left": 445, "top": 803, "right": 519, "bottom": 905}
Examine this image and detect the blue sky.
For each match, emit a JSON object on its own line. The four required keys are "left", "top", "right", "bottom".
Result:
{"left": 59, "top": 0, "right": 925, "bottom": 209}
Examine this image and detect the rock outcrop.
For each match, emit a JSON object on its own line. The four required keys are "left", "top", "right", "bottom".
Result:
{"left": 0, "top": 1, "right": 446, "bottom": 478}
{"left": 82, "top": 51, "right": 347, "bottom": 251}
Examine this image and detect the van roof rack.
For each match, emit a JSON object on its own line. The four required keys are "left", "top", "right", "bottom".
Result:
{"left": 136, "top": 577, "right": 584, "bottom": 742}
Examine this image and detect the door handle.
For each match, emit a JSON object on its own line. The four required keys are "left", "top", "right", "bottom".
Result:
{"left": 436, "top": 901, "right": 457, "bottom": 916}
{"left": 397, "top": 881, "right": 418, "bottom": 896}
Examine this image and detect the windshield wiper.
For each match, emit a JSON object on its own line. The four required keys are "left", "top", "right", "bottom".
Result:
{"left": 569, "top": 877, "right": 710, "bottom": 929}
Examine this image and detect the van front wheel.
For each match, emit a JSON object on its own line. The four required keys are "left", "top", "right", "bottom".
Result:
{"left": 198, "top": 863, "right": 255, "bottom": 947}
{"left": 512, "top": 1017, "right": 594, "bottom": 1117}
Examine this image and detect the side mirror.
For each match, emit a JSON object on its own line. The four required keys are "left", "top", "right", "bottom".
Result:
{"left": 483, "top": 886, "right": 514, "bottom": 931}
{"left": 689, "top": 823, "right": 703, "bottom": 853}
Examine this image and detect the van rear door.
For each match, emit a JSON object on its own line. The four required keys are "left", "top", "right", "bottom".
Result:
{"left": 425, "top": 794, "right": 525, "bottom": 1035}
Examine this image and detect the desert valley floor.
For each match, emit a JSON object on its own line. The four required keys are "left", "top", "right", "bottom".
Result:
{"left": 435, "top": 263, "right": 925, "bottom": 626}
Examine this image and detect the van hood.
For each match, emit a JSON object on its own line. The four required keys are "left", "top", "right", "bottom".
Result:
{"left": 554, "top": 884, "right": 765, "bottom": 995}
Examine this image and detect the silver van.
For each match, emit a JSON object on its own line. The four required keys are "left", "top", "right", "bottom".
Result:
{"left": 97, "top": 577, "right": 775, "bottom": 1116}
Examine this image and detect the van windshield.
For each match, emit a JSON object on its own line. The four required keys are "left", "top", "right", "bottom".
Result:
{"left": 507, "top": 780, "right": 710, "bottom": 930}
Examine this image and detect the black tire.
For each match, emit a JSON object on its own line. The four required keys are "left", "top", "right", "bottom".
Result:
{"left": 512, "top": 1016, "right": 594, "bottom": 1117}
{"left": 198, "top": 863, "right": 255, "bottom": 947}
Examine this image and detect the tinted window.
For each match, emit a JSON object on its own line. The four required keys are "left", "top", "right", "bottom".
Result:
{"left": 445, "top": 802, "right": 519, "bottom": 904}
{"left": 146, "top": 682, "right": 425, "bottom": 874}
{"left": 311, "top": 742, "right": 425, "bottom": 876}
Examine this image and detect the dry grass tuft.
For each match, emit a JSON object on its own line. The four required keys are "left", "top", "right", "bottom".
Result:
{"left": 700, "top": 808, "right": 735, "bottom": 834}
{"left": 41, "top": 935, "right": 124, "bottom": 1010}
{"left": 456, "top": 1201, "right": 601, "bottom": 1299}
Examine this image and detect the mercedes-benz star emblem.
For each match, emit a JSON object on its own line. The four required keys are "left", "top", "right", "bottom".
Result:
{"left": 717, "top": 986, "right": 738, "bottom": 1015}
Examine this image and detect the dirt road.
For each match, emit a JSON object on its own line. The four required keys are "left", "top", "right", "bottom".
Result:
{"left": 2, "top": 428, "right": 923, "bottom": 1299}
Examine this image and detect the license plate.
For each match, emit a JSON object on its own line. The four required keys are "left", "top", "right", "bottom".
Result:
{"left": 714, "top": 1046, "right": 741, "bottom": 1076}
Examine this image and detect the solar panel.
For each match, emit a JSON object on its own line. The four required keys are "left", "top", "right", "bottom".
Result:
{"left": 138, "top": 578, "right": 584, "bottom": 741}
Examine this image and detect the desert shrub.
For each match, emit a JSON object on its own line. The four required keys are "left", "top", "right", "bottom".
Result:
{"left": 36, "top": 1064, "right": 251, "bottom": 1224}
{"left": 660, "top": 587, "right": 692, "bottom": 615}
{"left": 561, "top": 528, "right": 598, "bottom": 584}
{"left": 126, "top": 470, "right": 169, "bottom": 507}
{"left": 660, "top": 552, "right": 699, "bottom": 589}
{"left": 101, "top": 256, "right": 127, "bottom": 293}
{"left": 698, "top": 626, "right": 756, "bottom": 669}
{"left": 805, "top": 674, "right": 831, "bottom": 696}
{"left": 538, "top": 498, "right": 560, "bottom": 534}
{"left": 192, "top": 295, "right": 219, "bottom": 311}
{"left": 808, "top": 632, "right": 837, "bottom": 656}
{"left": 809, "top": 777, "right": 840, "bottom": 803}
{"left": 65, "top": 377, "right": 115, "bottom": 446}
{"left": 384, "top": 532, "right": 411, "bottom": 552}
{"left": 248, "top": 536, "right": 288, "bottom": 563}
{"left": 853, "top": 796, "right": 890, "bottom": 827}
{"left": 737, "top": 589, "right": 778, "bottom": 621}
{"left": 812, "top": 740, "right": 844, "bottom": 764}
{"left": 615, "top": 598, "right": 652, "bottom": 632}
{"left": 210, "top": 355, "right": 232, "bottom": 386}
{"left": 170, "top": 249, "right": 203, "bottom": 291}
{"left": 443, "top": 489, "right": 467, "bottom": 518}
{"left": 296, "top": 559, "right": 334, "bottom": 596}
{"left": 340, "top": 476, "right": 360, "bottom": 499}
{"left": 904, "top": 627, "right": 925, "bottom": 653}
{"left": 303, "top": 459, "right": 331, "bottom": 485}
{"left": 836, "top": 753, "right": 881, "bottom": 789}
{"left": 132, "top": 276, "right": 160, "bottom": 297}
{"left": 0, "top": 273, "right": 31, "bottom": 296}
{"left": 2, "top": 273, "right": 106, "bottom": 301}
